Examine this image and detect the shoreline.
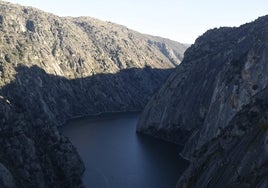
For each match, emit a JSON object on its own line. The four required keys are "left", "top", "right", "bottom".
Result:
{"left": 60, "top": 110, "right": 141, "bottom": 127}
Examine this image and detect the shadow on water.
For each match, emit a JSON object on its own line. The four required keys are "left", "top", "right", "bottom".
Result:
{"left": 135, "top": 134, "right": 189, "bottom": 188}
{"left": 62, "top": 113, "right": 189, "bottom": 188}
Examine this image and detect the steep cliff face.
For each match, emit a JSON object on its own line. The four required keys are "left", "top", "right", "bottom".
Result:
{"left": 0, "top": 1, "right": 187, "bottom": 187}
{"left": 137, "top": 15, "right": 268, "bottom": 187}
{"left": 177, "top": 88, "right": 268, "bottom": 188}
{"left": 2, "top": 65, "right": 173, "bottom": 125}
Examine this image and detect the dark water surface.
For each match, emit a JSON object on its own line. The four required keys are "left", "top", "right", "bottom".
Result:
{"left": 61, "top": 113, "right": 188, "bottom": 188}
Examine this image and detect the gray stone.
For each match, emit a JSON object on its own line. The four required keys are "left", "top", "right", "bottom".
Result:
{"left": 138, "top": 15, "right": 268, "bottom": 187}
{"left": 0, "top": 163, "right": 16, "bottom": 188}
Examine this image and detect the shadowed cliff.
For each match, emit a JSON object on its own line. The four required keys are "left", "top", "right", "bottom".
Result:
{"left": 1, "top": 65, "right": 174, "bottom": 125}
{"left": 0, "top": 65, "right": 174, "bottom": 187}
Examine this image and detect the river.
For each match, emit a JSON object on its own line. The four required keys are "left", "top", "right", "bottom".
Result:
{"left": 61, "top": 112, "right": 188, "bottom": 188}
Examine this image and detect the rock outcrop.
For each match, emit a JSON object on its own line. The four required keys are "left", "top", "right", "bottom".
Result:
{"left": 0, "top": 1, "right": 187, "bottom": 187}
{"left": 137, "top": 15, "right": 268, "bottom": 187}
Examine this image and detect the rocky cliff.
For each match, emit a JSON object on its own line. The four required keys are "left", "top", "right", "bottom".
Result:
{"left": 0, "top": 1, "right": 187, "bottom": 121}
{"left": 137, "top": 15, "right": 268, "bottom": 187}
{"left": 0, "top": 1, "right": 187, "bottom": 187}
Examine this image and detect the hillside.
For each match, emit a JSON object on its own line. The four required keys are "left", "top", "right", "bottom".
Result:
{"left": 0, "top": 1, "right": 187, "bottom": 124}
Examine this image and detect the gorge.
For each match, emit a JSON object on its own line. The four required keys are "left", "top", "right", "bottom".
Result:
{"left": 1, "top": 1, "right": 268, "bottom": 188}
{"left": 0, "top": 1, "right": 187, "bottom": 187}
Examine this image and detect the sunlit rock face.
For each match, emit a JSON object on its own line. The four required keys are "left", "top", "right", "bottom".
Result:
{"left": 138, "top": 15, "right": 268, "bottom": 187}
{"left": 0, "top": 1, "right": 188, "bottom": 187}
{"left": 0, "top": 1, "right": 186, "bottom": 83}
{"left": 0, "top": 0, "right": 187, "bottom": 123}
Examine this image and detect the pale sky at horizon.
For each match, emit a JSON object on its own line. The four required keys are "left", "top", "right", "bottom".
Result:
{"left": 4, "top": 0, "right": 268, "bottom": 44}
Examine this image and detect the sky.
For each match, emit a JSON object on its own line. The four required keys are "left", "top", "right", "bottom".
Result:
{"left": 4, "top": 0, "right": 268, "bottom": 44}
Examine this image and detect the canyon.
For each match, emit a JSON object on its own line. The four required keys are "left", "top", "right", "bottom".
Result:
{"left": 0, "top": 1, "right": 186, "bottom": 187}
{"left": 1, "top": 1, "right": 268, "bottom": 188}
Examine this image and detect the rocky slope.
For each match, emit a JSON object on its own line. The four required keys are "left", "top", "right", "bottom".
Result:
{"left": 137, "top": 15, "right": 268, "bottom": 187}
{"left": 0, "top": 1, "right": 187, "bottom": 122}
{"left": 0, "top": 1, "right": 187, "bottom": 187}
